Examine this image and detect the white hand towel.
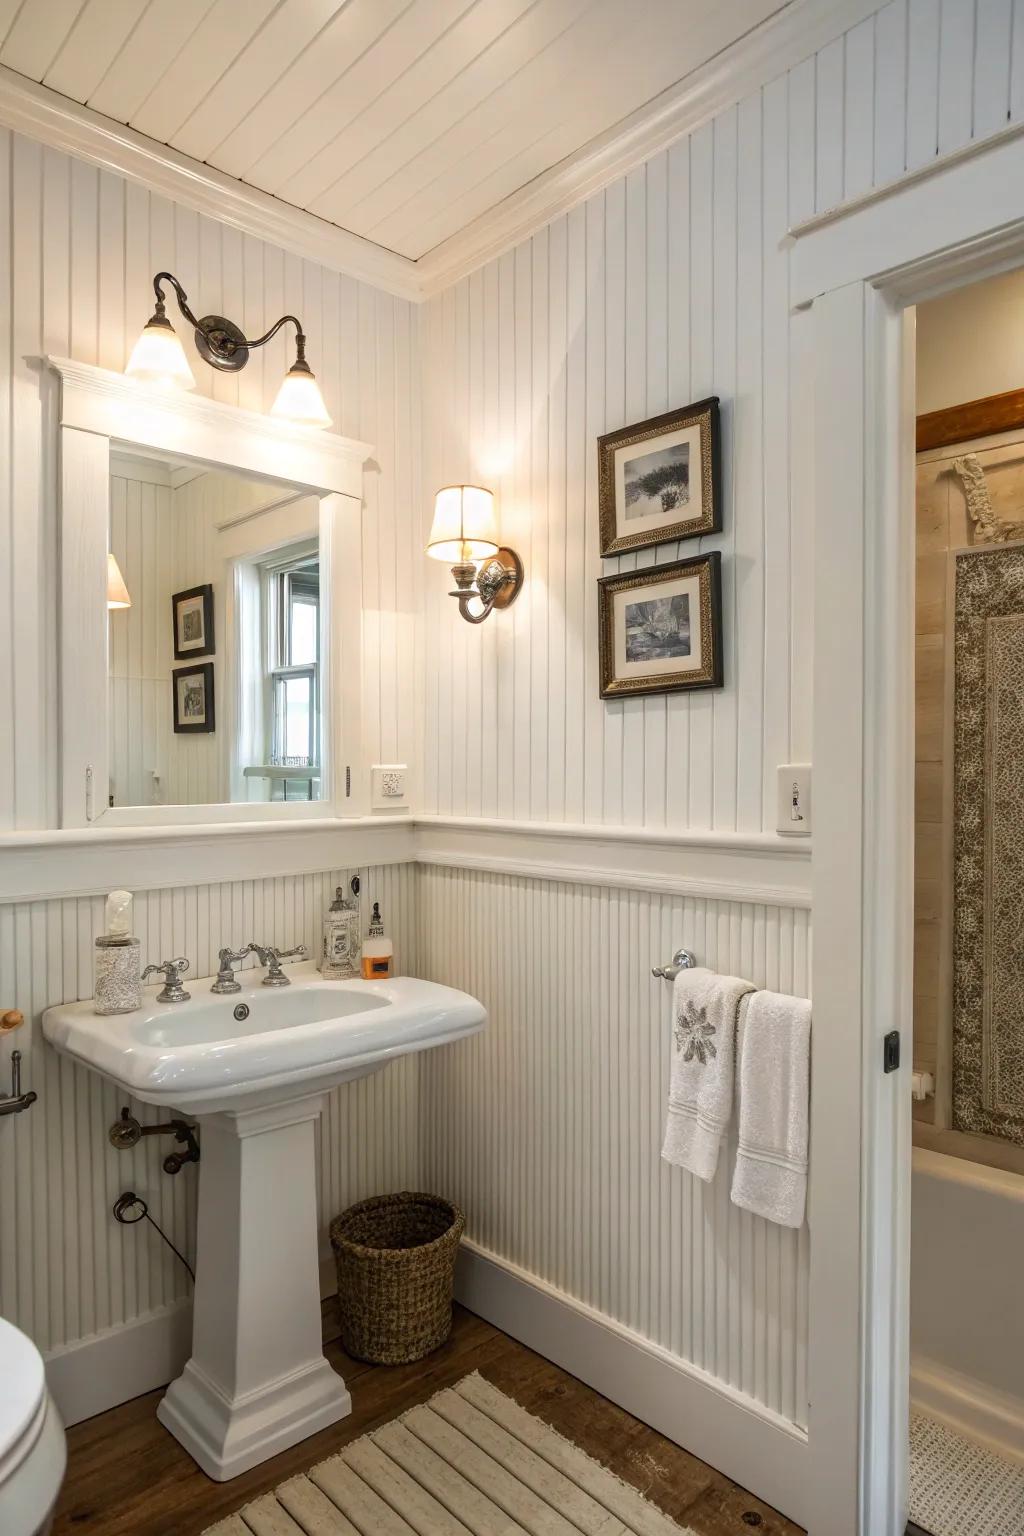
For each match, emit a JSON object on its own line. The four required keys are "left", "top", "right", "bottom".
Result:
{"left": 730, "top": 989, "right": 811, "bottom": 1229}
{"left": 661, "top": 967, "right": 755, "bottom": 1181}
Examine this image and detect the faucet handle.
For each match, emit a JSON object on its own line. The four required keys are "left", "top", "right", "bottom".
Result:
{"left": 248, "top": 943, "right": 306, "bottom": 986}
{"left": 142, "top": 957, "right": 191, "bottom": 1003}
{"left": 211, "top": 948, "right": 249, "bottom": 995}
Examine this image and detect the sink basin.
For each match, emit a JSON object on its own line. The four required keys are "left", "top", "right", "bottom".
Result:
{"left": 42, "top": 963, "right": 486, "bottom": 1483}
{"left": 43, "top": 963, "right": 483, "bottom": 1113}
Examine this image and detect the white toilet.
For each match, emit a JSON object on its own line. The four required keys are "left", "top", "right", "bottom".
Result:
{"left": 0, "top": 1317, "right": 66, "bottom": 1536}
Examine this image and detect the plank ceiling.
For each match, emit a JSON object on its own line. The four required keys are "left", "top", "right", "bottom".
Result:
{"left": 0, "top": 0, "right": 789, "bottom": 261}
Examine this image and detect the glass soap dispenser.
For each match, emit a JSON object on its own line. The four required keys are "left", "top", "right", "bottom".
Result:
{"left": 94, "top": 889, "right": 142, "bottom": 1015}
{"left": 320, "top": 876, "right": 361, "bottom": 980}
{"left": 361, "top": 902, "right": 393, "bottom": 979}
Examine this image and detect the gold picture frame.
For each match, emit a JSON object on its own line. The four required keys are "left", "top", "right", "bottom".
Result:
{"left": 598, "top": 397, "right": 720, "bottom": 556}
{"left": 598, "top": 553, "right": 723, "bottom": 698}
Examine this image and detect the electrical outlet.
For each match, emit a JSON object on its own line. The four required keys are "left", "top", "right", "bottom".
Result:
{"left": 777, "top": 764, "right": 812, "bottom": 836}
{"left": 371, "top": 764, "right": 409, "bottom": 813}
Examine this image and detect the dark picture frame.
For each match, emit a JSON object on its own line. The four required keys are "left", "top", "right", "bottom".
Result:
{"left": 172, "top": 662, "right": 215, "bottom": 733}
{"left": 598, "top": 552, "right": 723, "bottom": 698}
{"left": 172, "top": 582, "right": 215, "bottom": 660}
{"left": 598, "top": 397, "right": 721, "bottom": 557}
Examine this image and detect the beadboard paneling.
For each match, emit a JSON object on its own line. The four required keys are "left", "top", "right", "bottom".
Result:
{"left": 0, "top": 862, "right": 418, "bottom": 1354}
{"left": 420, "top": 0, "right": 1024, "bottom": 833}
{"left": 417, "top": 865, "right": 812, "bottom": 1428}
{"left": 0, "top": 127, "right": 420, "bottom": 832}
{"left": 420, "top": 93, "right": 802, "bottom": 832}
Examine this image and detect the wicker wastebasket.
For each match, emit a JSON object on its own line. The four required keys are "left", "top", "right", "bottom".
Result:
{"left": 329, "top": 1192, "right": 465, "bottom": 1364}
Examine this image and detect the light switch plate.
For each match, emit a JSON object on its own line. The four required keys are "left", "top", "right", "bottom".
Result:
{"left": 777, "top": 764, "right": 812, "bottom": 836}
{"left": 371, "top": 764, "right": 409, "bottom": 813}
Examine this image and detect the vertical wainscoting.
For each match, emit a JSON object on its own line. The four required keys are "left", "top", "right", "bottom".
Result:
{"left": 0, "top": 863, "right": 418, "bottom": 1373}
{"left": 417, "top": 864, "right": 811, "bottom": 1430}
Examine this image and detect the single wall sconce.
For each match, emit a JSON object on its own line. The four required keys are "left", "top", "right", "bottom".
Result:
{"left": 106, "top": 553, "right": 131, "bottom": 610}
{"left": 125, "top": 271, "right": 332, "bottom": 428}
{"left": 426, "top": 485, "right": 524, "bottom": 624}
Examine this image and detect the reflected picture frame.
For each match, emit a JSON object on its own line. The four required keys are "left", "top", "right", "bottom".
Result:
{"left": 598, "top": 552, "right": 723, "bottom": 698}
{"left": 172, "top": 582, "right": 215, "bottom": 660}
{"left": 172, "top": 661, "right": 215, "bottom": 734}
{"left": 598, "top": 397, "right": 721, "bottom": 556}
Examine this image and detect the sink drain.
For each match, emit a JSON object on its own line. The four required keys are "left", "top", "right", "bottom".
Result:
{"left": 234, "top": 1003, "right": 250, "bottom": 1022}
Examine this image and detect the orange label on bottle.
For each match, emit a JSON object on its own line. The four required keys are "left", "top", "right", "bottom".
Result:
{"left": 362, "top": 956, "right": 392, "bottom": 979}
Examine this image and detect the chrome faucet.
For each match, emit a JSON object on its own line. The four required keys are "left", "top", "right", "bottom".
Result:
{"left": 211, "top": 947, "right": 250, "bottom": 995}
{"left": 247, "top": 943, "right": 306, "bottom": 987}
{"left": 142, "top": 957, "right": 191, "bottom": 1003}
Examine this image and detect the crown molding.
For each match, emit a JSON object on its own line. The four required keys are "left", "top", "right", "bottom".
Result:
{"left": 0, "top": 0, "right": 878, "bottom": 307}
{"left": 414, "top": 0, "right": 884, "bottom": 295}
{"left": 0, "top": 66, "right": 422, "bottom": 304}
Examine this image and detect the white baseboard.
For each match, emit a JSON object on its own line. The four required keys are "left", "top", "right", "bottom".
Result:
{"left": 45, "top": 1260, "right": 334, "bottom": 1431}
{"left": 454, "top": 1240, "right": 808, "bottom": 1529}
{"left": 45, "top": 1300, "right": 193, "bottom": 1428}
{"left": 912, "top": 1357, "right": 1024, "bottom": 1464}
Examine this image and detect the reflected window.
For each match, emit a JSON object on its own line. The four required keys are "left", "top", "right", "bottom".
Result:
{"left": 241, "top": 543, "right": 322, "bottom": 803}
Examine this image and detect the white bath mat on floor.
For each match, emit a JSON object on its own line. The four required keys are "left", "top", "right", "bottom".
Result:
{"left": 204, "top": 1370, "right": 696, "bottom": 1535}
{"left": 910, "top": 1412, "right": 1024, "bottom": 1536}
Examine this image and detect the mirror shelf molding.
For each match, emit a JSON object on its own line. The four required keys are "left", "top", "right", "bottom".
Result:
{"left": 48, "top": 356, "right": 371, "bottom": 497}
{"left": 49, "top": 355, "right": 374, "bottom": 834}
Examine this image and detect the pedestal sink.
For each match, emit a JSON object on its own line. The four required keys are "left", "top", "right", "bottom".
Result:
{"left": 42, "top": 963, "right": 486, "bottom": 1480}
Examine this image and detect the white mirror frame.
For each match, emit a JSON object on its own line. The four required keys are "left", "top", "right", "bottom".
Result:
{"left": 49, "top": 356, "right": 373, "bottom": 830}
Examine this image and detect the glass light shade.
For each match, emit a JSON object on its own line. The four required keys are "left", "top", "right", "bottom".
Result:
{"left": 124, "top": 316, "right": 196, "bottom": 389}
{"left": 270, "top": 361, "right": 332, "bottom": 428}
{"left": 107, "top": 553, "right": 131, "bottom": 610}
{"left": 427, "top": 485, "right": 498, "bottom": 563}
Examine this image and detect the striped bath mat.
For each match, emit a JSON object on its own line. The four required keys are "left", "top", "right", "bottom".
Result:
{"left": 204, "top": 1371, "right": 695, "bottom": 1535}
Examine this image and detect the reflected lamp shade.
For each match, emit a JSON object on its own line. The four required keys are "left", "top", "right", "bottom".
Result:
{"left": 427, "top": 485, "right": 498, "bottom": 563}
{"left": 106, "top": 553, "right": 131, "bottom": 610}
{"left": 124, "top": 314, "right": 196, "bottom": 390}
{"left": 270, "top": 360, "right": 333, "bottom": 428}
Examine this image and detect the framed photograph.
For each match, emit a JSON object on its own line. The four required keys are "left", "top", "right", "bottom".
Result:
{"left": 172, "top": 662, "right": 215, "bottom": 733}
{"left": 598, "top": 552, "right": 723, "bottom": 698}
{"left": 172, "top": 583, "right": 214, "bottom": 660}
{"left": 598, "top": 397, "right": 720, "bottom": 556}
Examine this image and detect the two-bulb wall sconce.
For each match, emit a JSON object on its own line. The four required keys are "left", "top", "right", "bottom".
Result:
{"left": 426, "top": 485, "right": 524, "bottom": 624}
{"left": 125, "top": 270, "right": 332, "bottom": 428}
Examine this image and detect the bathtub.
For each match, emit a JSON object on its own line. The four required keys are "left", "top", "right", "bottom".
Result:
{"left": 911, "top": 1147, "right": 1024, "bottom": 1462}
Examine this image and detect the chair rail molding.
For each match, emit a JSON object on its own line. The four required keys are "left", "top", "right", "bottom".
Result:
{"left": 1, "top": 815, "right": 809, "bottom": 906}
{"left": 415, "top": 816, "right": 811, "bottom": 907}
{"left": 0, "top": 820, "right": 418, "bottom": 905}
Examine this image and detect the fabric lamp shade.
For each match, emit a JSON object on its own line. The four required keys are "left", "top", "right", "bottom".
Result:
{"left": 125, "top": 316, "right": 196, "bottom": 389}
{"left": 107, "top": 553, "right": 131, "bottom": 610}
{"left": 427, "top": 486, "right": 498, "bottom": 563}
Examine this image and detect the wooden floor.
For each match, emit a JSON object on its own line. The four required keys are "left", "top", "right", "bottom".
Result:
{"left": 53, "top": 1302, "right": 805, "bottom": 1536}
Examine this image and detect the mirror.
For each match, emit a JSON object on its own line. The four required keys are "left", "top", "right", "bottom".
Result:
{"left": 107, "top": 445, "right": 324, "bottom": 808}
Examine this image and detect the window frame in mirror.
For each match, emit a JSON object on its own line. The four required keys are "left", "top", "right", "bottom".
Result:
{"left": 50, "top": 355, "right": 372, "bottom": 829}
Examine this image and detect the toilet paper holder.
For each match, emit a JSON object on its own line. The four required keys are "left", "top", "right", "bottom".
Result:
{"left": 0, "top": 1011, "right": 37, "bottom": 1117}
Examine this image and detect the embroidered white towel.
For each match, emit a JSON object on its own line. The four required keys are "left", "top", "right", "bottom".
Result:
{"left": 661, "top": 967, "right": 755, "bottom": 1182}
{"left": 730, "top": 989, "right": 811, "bottom": 1228}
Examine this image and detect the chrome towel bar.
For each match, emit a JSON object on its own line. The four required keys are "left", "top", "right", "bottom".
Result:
{"left": 652, "top": 948, "right": 697, "bottom": 981}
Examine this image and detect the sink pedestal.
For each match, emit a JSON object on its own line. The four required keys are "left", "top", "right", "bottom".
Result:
{"left": 157, "top": 1093, "right": 350, "bottom": 1480}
